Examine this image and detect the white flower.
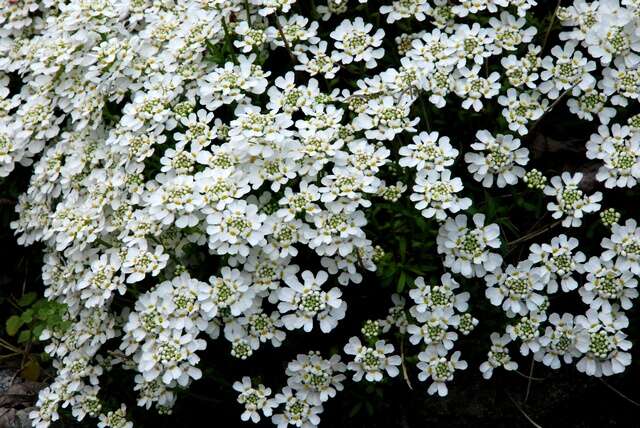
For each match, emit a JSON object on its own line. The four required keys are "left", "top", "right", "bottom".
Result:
{"left": 206, "top": 200, "right": 267, "bottom": 257}
{"left": 330, "top": 17, "right": 385, "bottom": 68}
{"left": 398, "top": 131, "right": 459, "bottom": 171}
{"left": 447, "top": 23, "right": 495, "bottom": 69}
{"left": 234, "top": 21, "right": 268, "bottom": 53}
{"left": 380, "top": 0, "right": 431, "bottom": 24}
{"left": 506, "top": 312, "right": 545, "bottom": 356}
{"left": 377, "top": 180, "right": 407, "bottom": 202}
{"left": 277, "top": 181, "right": 322, "bottom": 221}
{"left": 452, "top": 0, "right": 499, "bottom": 17}
{"left": 252, "top": 0, "right": 297, "bottom": 17}
{"left": 600, "top": 132, "right": 640, "bottom": 188}
{"left": 233, "top": 377, "right": 275, "bottom": 423}
{"left": 528, "top": 234, "right": 586, "bottom": 293}
{"left": 344, "top": 337, "right": 401, "bottom": 382}
{"left": 436, "top": 213, "right": 503, "bottom": 278}
{"left": 489, "top": 11, "right": 537, "bottom": 53}
{"left": 267, "top": 14, "right": 320, "bottom": 50}
{"left": 539, "top": 41, "right": 597, "bottom": 99}
{"left": 454, "top": 65, "right": 501, "bottom": 111}
{"left": 380, "top": 294, "right": 409, "bottom": 334}
{"left": 535, "top": 312, "right": 582, "bottom": 369}
{"left": 195, "top": 168, "right": 251, "bottom": 212}
{"left": 354, "top": 95, "right": 419, "bottom": 141}
{"left": 307, "top": 210, "right": 367, "bottom": 257}
{"left": 417, "top": 349, "right": 467, "bottom": 396}
{"left": 584, "top": 10, "right": 640, "bottom": 66}
{"left": 270, "top": 387, "right": 323, "bottom": 428}
{"left": 485, "top": 260, "right": 546, "bottom": 317}
{"left": 97, "top": 404, "right": 133, "bottom": 428}
{"left": 567, "top": 86, "right": 617, "bottom": 125}
{"left": 286, "top": 351, "right": 346, "bottom": 405}
{"left": 138, "top": 329, "right": 206, "bottom": 386}
{"left": 263, "top": 217, "right": 311, "bottom": 259}
{"left": 600, "top": 57, "right": 640, "bottom": 106}
{"left": 199, "top": 55, "right": 269, "bottom": 110}
{"left": 77, "top": 252, "right": 125, "bottom": 308}
{"left": 601, "top": 218, "right": 640, "bottom": 275}
{"left": 497, "top": 89, "right": 547, "bottom": 135}
{"left": 319, "top": 166, "right": 380, "bottom": 210}
{"left": 278, "top": 270, "right": 346, "bottom": 333}
{"left": 267, "top": 72, "right": 311, "bottom": 114}
{"left": 544, "top": 172, "right": 602, "bottom": 227}
{"left": 295, "top": 41, "right": 340, "bottom": 79}
{"left": 122, "top": 245, "right": 169, "bottom": 284}
{"left": 575, "top": 308, "right": 632, "bottom": 377}
{"left": 479, "top": 333, "right": 518, "bottom": 379}
{"left": 198, "top": 267, "right": 255, "bottom": 318}
{"left": 408, "top": 273, "right": 469, "bottom": 314}
{"left": 147, "top": 174, "right": 203, "bottom": 228}
{"left": 407, "top": 307, "right": 459, "bottom": 355}
{"left": 243, "top": 308, "right": 287, "bottom": 348}
{"left": 465, "top": 130, "right": 529, "bottom": 188}
{"left": 501, "top": 49, "right": 540, "bottom": 89}
{"left": 174, "top": 109, "right": 216, "bottom": 149}
{"left": 580, "top": 256, "right": 638, "bottom": 311}
{"left": 410, "top": 169, "right": 472, "bottom": 221}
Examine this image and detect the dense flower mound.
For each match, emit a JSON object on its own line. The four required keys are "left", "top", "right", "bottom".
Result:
{"left": 1, "top": 0, "right": 640, "bottom": 426}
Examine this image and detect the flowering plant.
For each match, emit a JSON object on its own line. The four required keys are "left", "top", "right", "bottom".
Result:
{"left": 1, "top": 0, "right": 640, "bottom": 426}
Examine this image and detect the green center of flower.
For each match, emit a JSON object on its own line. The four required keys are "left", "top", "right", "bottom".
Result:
{"left": 589, "top": 331, "right": 614, "bottom": 359}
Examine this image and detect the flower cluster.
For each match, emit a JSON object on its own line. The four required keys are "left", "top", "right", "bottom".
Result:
{"left": 1, "top": 0, "right": 639, "bottom": 426}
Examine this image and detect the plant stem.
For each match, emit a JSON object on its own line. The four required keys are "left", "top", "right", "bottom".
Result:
{"left": 399, "top": 336, "right": 413, "bottom": 390}
{"left": 273, "top": 13, "right": 296, "bottom": 62}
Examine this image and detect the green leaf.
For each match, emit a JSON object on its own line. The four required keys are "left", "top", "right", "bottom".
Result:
{"left": 17, "top": 292, "right": 37, "bottom": 307}
{"left": 32, "top": 324, "right": 45, "bottom": 341}
{"left": 21, "top": 309, "right": 33, "bottom": 323}
{"left": 398, "top": 238, "right": 407, "bottom": 261}
{"left": 396, "top": 271, "right": 407, "bottom": 293}
{"left": 36, "top": 306, "right": 52, "bottom": 319}
{"left": 6, "top": 315, "right": 23, "bottom": 336}
{"left": 17, "top": 329, "right": 31, "bottom": 344}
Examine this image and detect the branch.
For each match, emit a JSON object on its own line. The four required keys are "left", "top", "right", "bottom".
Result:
{"left": 507, "top": 220, "right": 562, "bottom": 247}
{"left": 399, "top": 337, "right": 413, "bottom": 390}
{"left": 273, "top": 14, "right": 296, "bottom": 62}
{"left": 599, "top": 378, "right": 640, "bottom": 407}
{"left": 506, "top": 392, "right": 543, "bottom": 428}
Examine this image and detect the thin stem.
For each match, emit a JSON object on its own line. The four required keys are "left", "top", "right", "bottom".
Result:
{"left": 244, "top": 0, "right": 252, "bottom": 25}
{"left": 414, "top": 87, "right": 431, "bottom": 132}
{"left": 0, "top": 352, "right": 22, "bottom": 360}
{"left": 219, "top": 16, "right": 236, "bottom": 61}
{"left": 399, "top": 336, "right": 413, "bottom": 390}
{"left": 273, "top": 14, "right": 296, "bottom": 62}
{"left": 527, "top": 85, "right": 574, "bottom": 134}
{"left": 0, "top": 338, "right": 23, "bottom": 353}
{"left": 506, "top": 392, "right": 543, "bottom": 428}
{"left": 541, "top": 0, "right": 562, "bottom": 53}
{"left": 513, "top": 369, "right": 546, "bottom": 382}
{"left": 599, "top": 378, "right": 640, "bottom": 407}
{"left": 507, "top": 220, "right": 562, "bottom": 246}
{"left": 524, "top": 357, "right": 535, "bottom": 402}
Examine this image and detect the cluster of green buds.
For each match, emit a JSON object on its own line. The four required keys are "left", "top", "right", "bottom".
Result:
{"left": 361, "top": 319, "right": 381, "bottom": 342}
{"left": 523, "top": 168, "right": 547, "bottom": 190}
{"left": 600, "top": 208, "right": 621, "bottom": 227}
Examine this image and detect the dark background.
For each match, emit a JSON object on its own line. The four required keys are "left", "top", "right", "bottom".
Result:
{"left": 2, "top": 0, "right": 640, "bottom": 426}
